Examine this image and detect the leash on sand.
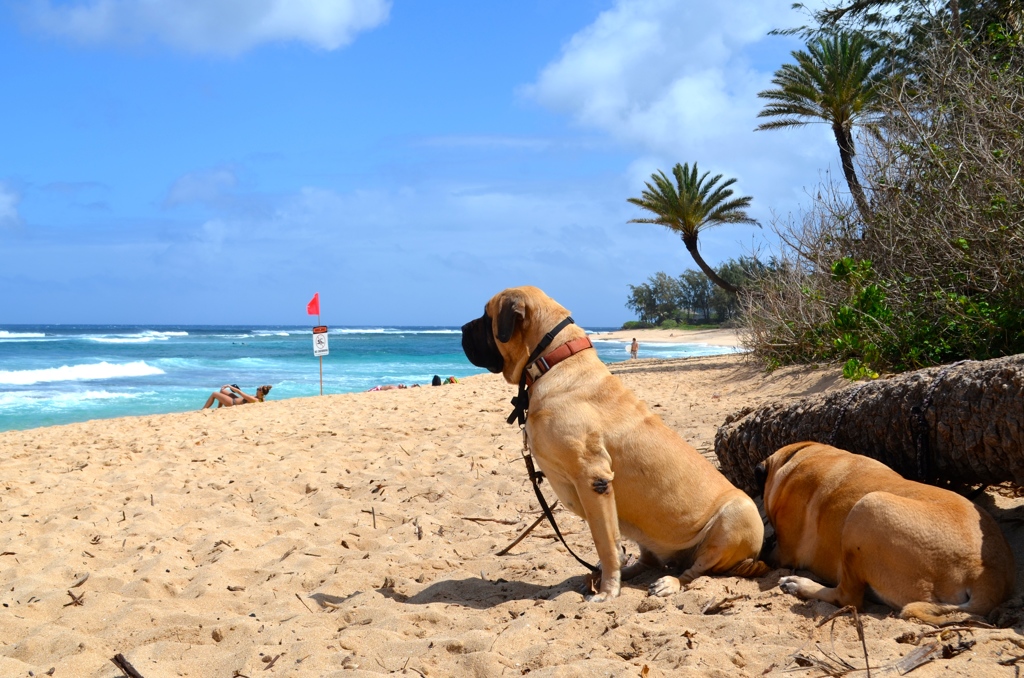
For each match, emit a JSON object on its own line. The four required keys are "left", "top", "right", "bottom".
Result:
{"left": 503, "top": 316, "right": 598, "bottom": 572}
{"left": 519, "top": 428, "right": 598, "bottom": 571}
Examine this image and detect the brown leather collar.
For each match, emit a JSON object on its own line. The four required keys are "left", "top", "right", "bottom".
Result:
{"left": 525, "top": 336, "right": 594, "bottom": 386}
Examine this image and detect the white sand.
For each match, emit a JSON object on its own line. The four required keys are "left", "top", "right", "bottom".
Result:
{"left": 588, "top": 328, "right": 741, "bottom": 347}
{"left": 2, "top": 353, "right": 1022, "bottom": 677}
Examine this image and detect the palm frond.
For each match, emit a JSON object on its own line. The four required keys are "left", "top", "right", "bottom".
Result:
{"left": 757, "top": 30, "right": 889, "bottom": 134}
{"left": 627, "top": 162, "right": 755, "bottom": 240}
{"left": 755, "top": 117, "right": 824, "bottom": 130}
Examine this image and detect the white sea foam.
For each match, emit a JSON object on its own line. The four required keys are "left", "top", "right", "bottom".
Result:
{"left": 53, "top": 390, "right": 150, "bottom": 403}
{"left": 87, "top": 330, "right": 188, "bottom": 343}
{"left": 0, "top": 331, "right": 46, "bottom": 339}
{"left": 152, "top": 357, "right": 203, "bottom": 369}
{"left": 90, "top": 336, "right": 157, "bottom": 343}
{"left": 0, "top": 361, "right": 165, "bottom": 386}
{"left": 330, "top": 328, "right": 459, "bottom": 335}
{"left": 224, "top": 357, "right": 274, "bottom": 368}
{"left": 0, "top": 390, "right": 152, "bottom": 412}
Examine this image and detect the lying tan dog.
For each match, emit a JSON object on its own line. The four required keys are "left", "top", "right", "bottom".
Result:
{"left": 461, "top": 286, "right": 767, "bottom": 601}
{"left": 757, "top": 442, "right": 1015, "bottom": 622}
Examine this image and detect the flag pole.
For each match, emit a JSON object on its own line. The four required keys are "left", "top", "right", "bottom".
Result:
{"left": 308, "top": 292, "right": 325, "bottom": 397}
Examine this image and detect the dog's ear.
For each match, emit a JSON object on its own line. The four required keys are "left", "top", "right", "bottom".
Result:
{"left": 497, "top": 292, "right": 525, "bottom": 343}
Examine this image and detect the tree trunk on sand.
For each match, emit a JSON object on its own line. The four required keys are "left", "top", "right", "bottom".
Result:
{"left": 714, "top": 354, "right": 1024, "bottom": 496}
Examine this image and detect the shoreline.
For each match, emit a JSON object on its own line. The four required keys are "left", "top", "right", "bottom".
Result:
{"left": 589, "top": 327, "right": 741, "bottom": 347}
{"left": 0, "top": 327, "right": 741, "bottom": 434}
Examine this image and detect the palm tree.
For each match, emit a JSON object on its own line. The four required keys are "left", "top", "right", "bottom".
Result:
{"left": 756, "top": 32, "right": 888, "bottom": 221}
{"left": 627, "top": 163, "right": 757, "bottom": 294}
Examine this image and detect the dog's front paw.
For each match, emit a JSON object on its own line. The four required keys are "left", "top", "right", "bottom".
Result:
{"left": 648, "top": 575, "right": 681, "bottom": 598}
{"left": 779, "top": 575, "right": 802, "bottom": 596}
{"left": 583, "top": 573, "right": 620, "bottom": 602}
{"left": 581, "top": 565, "right": 598, "bottom": 594}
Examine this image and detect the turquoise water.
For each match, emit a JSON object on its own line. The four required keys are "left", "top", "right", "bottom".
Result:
{"left": 0, "top": 325, "right": 739, "bottom": 432}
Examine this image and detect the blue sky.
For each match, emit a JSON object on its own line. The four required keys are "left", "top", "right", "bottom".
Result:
{"left": 0, "top": 0, "right": 836, "bottom": 327}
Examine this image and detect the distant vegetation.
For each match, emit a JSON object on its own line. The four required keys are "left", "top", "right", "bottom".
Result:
{"left": 625, "top": 2, "right": 1024, "bottom": 378}
{"left": 623, "top": 258, "right": 767, "bottom": 329}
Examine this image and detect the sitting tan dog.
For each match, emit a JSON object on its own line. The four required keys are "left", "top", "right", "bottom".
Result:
{"left": 461, "top": 286, "right": 767, "bottom": 601}
{"left": 757, "top": 441, "right": 1015, "bottom": 622}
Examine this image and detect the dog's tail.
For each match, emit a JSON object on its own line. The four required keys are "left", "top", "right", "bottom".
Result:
{"left": 899, "top": 601, "right": 989, "bottom": 625}
{"left": 727, "top": 558, "right": 773, "bottom": 579}
{"left": 900, "top": 570, "right": 1013, "bottom": 625}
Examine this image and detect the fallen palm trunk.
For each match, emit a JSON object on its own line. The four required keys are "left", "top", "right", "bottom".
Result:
{"left": 714, "top": 354, "right": 1024, "bottom": 495}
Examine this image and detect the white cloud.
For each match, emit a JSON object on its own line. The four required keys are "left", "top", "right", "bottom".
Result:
{"left": 196, "top": 218, "right": 232, "bottom": 256}
{"left": 416, "top": 135, "right": 610, "bottom": 153}
{"left": 26, "top": 0, "right": 391, "bottom": 55}
{"left": 523, "top": 0, "right": 837, "bottom": 224}
{"left": 141, "top": 177, "right": 692, "bottom": 324}
{"left": 0, "top": 183, "right": 22, "bottom": 227}
{"left": 164, "top": 168, "right": 237, "bottom": 207}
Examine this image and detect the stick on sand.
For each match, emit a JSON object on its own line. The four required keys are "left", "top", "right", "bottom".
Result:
{"left": 496, "top": 501, "right": 558, "bottom": 556}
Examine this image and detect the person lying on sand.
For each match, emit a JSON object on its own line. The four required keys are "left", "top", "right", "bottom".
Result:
{"left": 202, "top": 384, "right": 272, "bottom": 409}
{"left": 367, "top": 384, "right": 408, "bottom": 391}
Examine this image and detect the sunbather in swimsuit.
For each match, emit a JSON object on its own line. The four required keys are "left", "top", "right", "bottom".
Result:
{"left": 201, "top": 384, "right": 272, "bottom": 409}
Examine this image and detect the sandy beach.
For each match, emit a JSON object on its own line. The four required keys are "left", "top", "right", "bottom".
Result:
{"left": 588, "top": 328, "right": 742, "bottom": 348}
{"left": 3, "top": 352, "right": 1023, "bottom": 677}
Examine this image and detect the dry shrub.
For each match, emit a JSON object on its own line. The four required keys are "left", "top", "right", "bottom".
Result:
{"left": 742, "top": 35, "right": 1024, "bottom": 376}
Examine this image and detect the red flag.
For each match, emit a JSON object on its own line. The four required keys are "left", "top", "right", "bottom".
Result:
{"left": 306, "top": 292, "right": 320, "bottom": 316}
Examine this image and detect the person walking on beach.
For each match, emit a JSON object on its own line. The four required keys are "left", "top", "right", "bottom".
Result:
{"left": 202, "top": 384, "right": 272, "bottom": 409}
{"left": 630, "top": 338, "right": 639, "bottom": 360}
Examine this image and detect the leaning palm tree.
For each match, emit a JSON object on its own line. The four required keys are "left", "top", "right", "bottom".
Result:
{"left": 627, "top": 162, "right": 756, "bottom": 294}
{"left": 756, "top": 31, "right": 888, "bottom": 222}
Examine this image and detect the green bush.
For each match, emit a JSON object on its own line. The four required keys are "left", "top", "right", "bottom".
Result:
{"left": 742, "top": 38, "right": 1024, "bottom": 378}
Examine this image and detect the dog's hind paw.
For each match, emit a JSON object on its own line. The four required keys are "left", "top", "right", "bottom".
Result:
{"left": 778, "top": 576, "right": 801, "bottom": 596}
{"left": 648, "top": 575, "right": 681, "bottom": 598}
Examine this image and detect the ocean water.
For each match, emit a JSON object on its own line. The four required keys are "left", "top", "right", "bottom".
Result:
{"left": 0, "top": 325, "right": 740, "bottom": 432}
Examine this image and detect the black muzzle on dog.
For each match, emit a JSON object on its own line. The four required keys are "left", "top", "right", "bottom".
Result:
{"left": 461, "top": 313, "right": 504, "bottom": 373}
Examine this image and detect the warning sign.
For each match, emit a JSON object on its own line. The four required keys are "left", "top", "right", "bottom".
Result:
{"left": 313, "top": 325, "right": 329, "bottom": 357}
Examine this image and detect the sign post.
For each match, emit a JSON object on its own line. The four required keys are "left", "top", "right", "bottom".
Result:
{"left": 313, "top": 325, "right": 328, "bottom": 395}
{"left": 307, "top": 293, "right": 325, "bottom": 396}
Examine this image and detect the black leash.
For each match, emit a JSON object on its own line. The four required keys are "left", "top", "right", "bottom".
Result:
{"left": 505, "top": 316, "right": 598, "bottom": 572}
{"left": 521, "top": 433, "right": 597, "bottom": 572}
